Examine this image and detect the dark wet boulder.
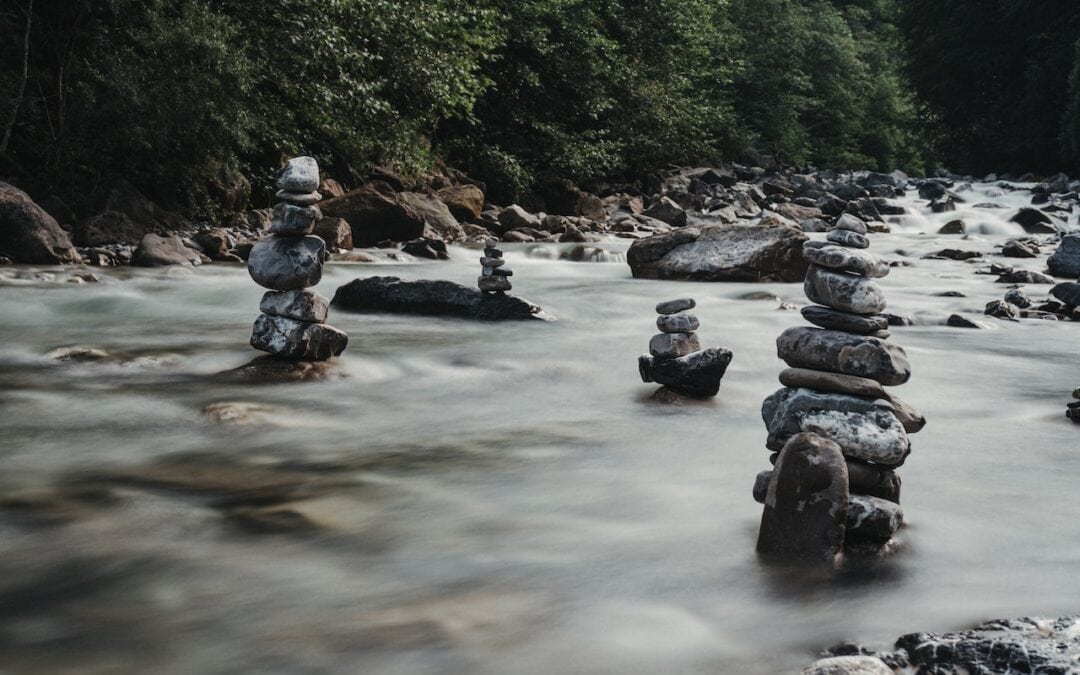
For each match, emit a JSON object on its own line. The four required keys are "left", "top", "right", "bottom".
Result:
{"left": 1048, "top": 233, "right": 1080, "bottom": 277}
{"left": 985, "top": 299, "right": 1019, "bottom": 320}
{"left": 627, "top": 224, "right": 808, "bottom": 282}
{"left": 1009, "top": 207, "right": 1060, "bottom": 233}
{"left": 332, "top": 276, "right": 551, "bottom": 321}
{"left": 937, "top": 219, "right": 965, "bottom": 234}
{"left": 0, "top": 182, "right": 81, "bottom": 264}
{"left": 996, "top": 268, "right": 1055, "bottom": 284}
{"left": 1001, "top": 238, "right": 1039, "bottom": 258}
{"left": 638, "top": 347, "right": 733, "bottom": 398}
{"left": 1051, "top": 282, "right": 1080, "bottom": 308}
{"left": 757, "top": 432, "right": 848, "bottom": 564}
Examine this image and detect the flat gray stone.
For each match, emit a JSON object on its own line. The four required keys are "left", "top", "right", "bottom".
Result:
{"left": 804, "top": 265, "right": 887, "bottom": 314}
{"left": 777, "top": 326, "right": 911, "bottom": 385}
{"left": 778, "top": 367, "right": 886, "bottom": 398}
{"left": 649, "top": 332, "right": 700, "bottom": 360}
{"left": 656, "top": 298, "right": 695, "bottom": 315}
{"left": 260, "top": 289, "right": 329, "bottom": 323}
{"left": 247, "top": 235, "right": 327, "bottom": 291}
{"left": 270, "top": 202, "right": 320, "bottom": 235}
{"left": 827, "top": 229, "right": 869, "bottom": 249}
{"left": 333, "top": 276, "right": 549, "bottom": 321}
{"left": 275, "top": 190, "right": 322, "bottom": 206}
{"left": 803, "top": 242, "right": 890, "bottom": 278}
{"left": 762, "top": 387, "right": 910, "bottom": 465}
{"left": 276, "top": 156, "right": 320, "bottom": 193}
{"left": 757, "top": 432, "right": 848, "bottom": 564}
{"left": 832, "top": 213, "right": 868, "bottom": 234}
{"left": 801, "top": 305, "right": 888, "bottom": 334}
{"left": 250, "top": 313, "right": 347, "bottom": 361}
{"left": 656, "top": 313, "right": 699, "bottom": 333}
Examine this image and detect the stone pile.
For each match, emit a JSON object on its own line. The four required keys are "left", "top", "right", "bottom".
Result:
{"left": 753, "top": 214, "right": 924, "bottom": 564}
{"left": 638, "top": 298, "right": 733, "bottom": 398}
{"left": 247, "top": 157, "right": 348, "bottom": 361}
{"left": 478, "top": 237, "right": 513, "bottom": 294}
{"left": 1069, "top": 388, "right": 1080, "bottom": 425}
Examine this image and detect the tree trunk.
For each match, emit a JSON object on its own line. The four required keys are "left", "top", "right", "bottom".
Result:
{"left": 1, "top": 0, "right": 34, "bottom": 157}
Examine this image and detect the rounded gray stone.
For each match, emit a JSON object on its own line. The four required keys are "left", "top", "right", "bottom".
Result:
{"left": 247, "top": 235, "right": 327, "bottom": 291}
{"left": 827, "top": 229, "right": 870, "bottom": 249}
{"left": 804, "top": 265, "right": 887, "bottom": 315}
{"left": 276, "top": 156, "right": 320, "bottom": 193}
{"left": 656, "top": 298, "right": 696, "bottom": 315}
{"left": 656, "top": 313, "right": 700, "bottom": 333}
{"left": 832, "top": 213, "right": 868, "bottom": 234}
{"left": 270, "top": 202, "right": 320, "bottom": 236}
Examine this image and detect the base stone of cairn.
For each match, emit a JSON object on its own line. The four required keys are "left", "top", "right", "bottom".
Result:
{"left": 754, "top": 214, "right": 922, "bottom": 565}
{"left": 247, "top": 156, "right": 347, "bottom": 361}
{"left": 638, "top": 298, "right": 733, "bottom": 398}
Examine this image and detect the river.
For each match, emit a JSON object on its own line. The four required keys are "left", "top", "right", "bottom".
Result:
{"left": 0, "top": 182, "right": 1077, "bottom": 673}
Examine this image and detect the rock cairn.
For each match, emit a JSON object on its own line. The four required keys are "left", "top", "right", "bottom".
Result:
{"left": 638, "top": 298, "right": 733, "bottom": 398}
{"left": 754, "top": 213, "right": 924, "bottom": 564}
{"left": 479, "top": 237, "right": 513, "bottom": 294}
{"left": 1069, "top": 388, "right": 1080, "bottom": 425}
{"left": 247, "top": 156, "right": 348, "bottom": 361}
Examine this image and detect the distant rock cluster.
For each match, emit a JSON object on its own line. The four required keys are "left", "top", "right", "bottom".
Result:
{"left": 754, "top": 215, "right": 924, "bottom": 565}
{"left": 638, "top": 298, "right": 733, "bottom": 398}
{"left": 247, "top": 157, "right": 347, "bottom": 361}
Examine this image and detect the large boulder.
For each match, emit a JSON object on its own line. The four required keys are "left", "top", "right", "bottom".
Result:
{"left": 332, "top": 276, "right": 551, "bottom": 321}
{"left": 313, "top": 217, "right": 353, "bottom": 251}
{"left": 627, "top": 225, "right": 809, "bottom": 282}
{"left": 1010, "top": 207, "right": 1060, "bottom": 233}
{"left": 130, "top": 233, "right": 203, "bottom": 266}
{"left": 397, "top": 191, "right": 466, "bottom": 242}
{"left": 320, "top": 185, "right": 425, "bottom": 247}
{"left": 539, "top": 180, "right": 606, "bottom": 221}
{"left": 436, "top": 184, "right": 485, "bottom": 222}
{"left": 1048, "top": 233, "right": 1080, "bottom": 278}
{"left": 0, "top": 182, "right": 80, "bottom": 264}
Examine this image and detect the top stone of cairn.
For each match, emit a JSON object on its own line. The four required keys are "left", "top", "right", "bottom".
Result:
{"left": 656, "top": 298, "right": 695, "bottom": 315}
{"left": 276, "top": 156, "right": 320, "bottom": 193}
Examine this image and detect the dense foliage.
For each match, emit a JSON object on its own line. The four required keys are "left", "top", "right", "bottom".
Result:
{"left": 2, "top": 0, "right": 1080, "bottom": 217}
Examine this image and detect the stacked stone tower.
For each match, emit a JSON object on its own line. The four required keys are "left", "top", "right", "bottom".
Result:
{"left": 247, "top": 156, "right": 348, "bottom": 361}
{"left": 753, "top": 213, "right": 924, "bottom": 564}
{"left": 479, "top": 237, "right": 513, "bottom": 293}
{"left": 638, "top": 298, "right": 733, "bottom": 398}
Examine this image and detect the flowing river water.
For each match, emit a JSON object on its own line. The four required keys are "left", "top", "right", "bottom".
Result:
{"left": 0, "top": 183, "right": 1077, "bottom": 673}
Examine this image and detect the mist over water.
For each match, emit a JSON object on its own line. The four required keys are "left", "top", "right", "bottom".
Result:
{"left": 0, "top": 182, "right": 1077, "bottom": 673}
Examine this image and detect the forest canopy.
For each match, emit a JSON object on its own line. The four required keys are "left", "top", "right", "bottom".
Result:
{"left": 1, "top": 0, "right": 1080, "bottom": 215}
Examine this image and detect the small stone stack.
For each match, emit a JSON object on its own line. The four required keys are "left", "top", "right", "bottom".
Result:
{"left": 638, "top": 298, "right": 733, "bottom": 398}
{"left": 754, "top": 213, "right": 924, "bottom": 564}
{"left": 247, "top": 156, "right": 348, "bottom": 361}
{"left": 479, "top": 237, "right": 513, "bottom": 294}
{"left": 1068, "top": 388, "right": 1080, "bottom": 425}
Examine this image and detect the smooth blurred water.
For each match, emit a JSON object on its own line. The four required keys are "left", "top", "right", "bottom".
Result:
{"left": 0, "top": 183, "right": 1077, "bottom": 673}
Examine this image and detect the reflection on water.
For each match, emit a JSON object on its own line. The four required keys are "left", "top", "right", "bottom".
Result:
{"left": 0, "top": 182, "right": 1078, "bottom": 673}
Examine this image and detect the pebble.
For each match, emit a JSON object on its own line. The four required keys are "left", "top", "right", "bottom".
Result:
{"left": 656, "top": 298, "right": 695, "bottom": 315}
{"left": 804, "top": 265, "right": 887, "bottom": 315}
{"left": 649, "top": 332, "right": 701, "bottom": 359}
{"left": 801, "top": 305, "right": 888, "bottom": 335}
{"left": 274, "top": 189, "right": 322, "bottom": 206}
{"left": 270, "top": 202, "right": 320, "bottom": 236}
{"left": 827, "top": 229, "right": 870, "bottom": 249}
{"left": 656, "top": 313, "right": 700, "bottom": 333}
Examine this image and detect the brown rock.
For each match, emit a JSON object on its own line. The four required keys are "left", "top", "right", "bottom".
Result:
{"left": 778, "top": 368, "right": 886, "bottom": 399}
{"left": 0, "top": 182, "right": 80, "bottom": 264}
{"left": 437, "top": 184, "right": 485, "bottom": 222}
{"left": 321, "top": 185, "right": 425, "bottom": 247}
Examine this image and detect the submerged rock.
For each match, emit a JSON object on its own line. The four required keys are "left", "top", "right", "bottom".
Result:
{"left": 639, "top": 347, "right": 734, "bottom": 398}
{"left": 332, "top": 276, "right": 551, "bottom": 321}
{"left": 215, "top": 356, "right": 343, "bottom": 383}
{"left": 757, "top": 432, "right": 848, "bottom": 564}
{"left": 627, "top": 225, "right": 809, "bottom": 282}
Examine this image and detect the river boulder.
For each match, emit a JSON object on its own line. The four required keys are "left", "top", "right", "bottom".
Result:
{"left": 1048, "top": 233, "right": 1080, "bottom": 278}
{"left": 0, "top": 182, "right": 80, "bottom": 264}
{"left": 130, "top": 233, "right": 203, "bottom": 266}
{"left": 436, "top": 184, "right": 485, "bottom": 222}
{"left": 332, "top": 276, "right": 551, "bottom": 321}
{"left": 320, "top": 185, "right": 425, "bottom": 247}
{"left": 627, "top": 224, "right": 809, "bottom": 282}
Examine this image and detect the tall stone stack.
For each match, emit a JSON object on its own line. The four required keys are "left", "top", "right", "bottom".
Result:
{"left": 479, "top": 237, "right": 513, "bottom": 294}
{"left": 638, "top": 298, "right": 733, "bottom": 398}
{"left": 753, "top": 212, "right": 924, "bottom": 564}
{"left": 247, "top": 157, "right": 348, "bottom": 361}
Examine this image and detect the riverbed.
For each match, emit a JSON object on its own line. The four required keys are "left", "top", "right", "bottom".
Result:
{"left": 0, "top": 182, "right": 1077, "bottom": 673}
